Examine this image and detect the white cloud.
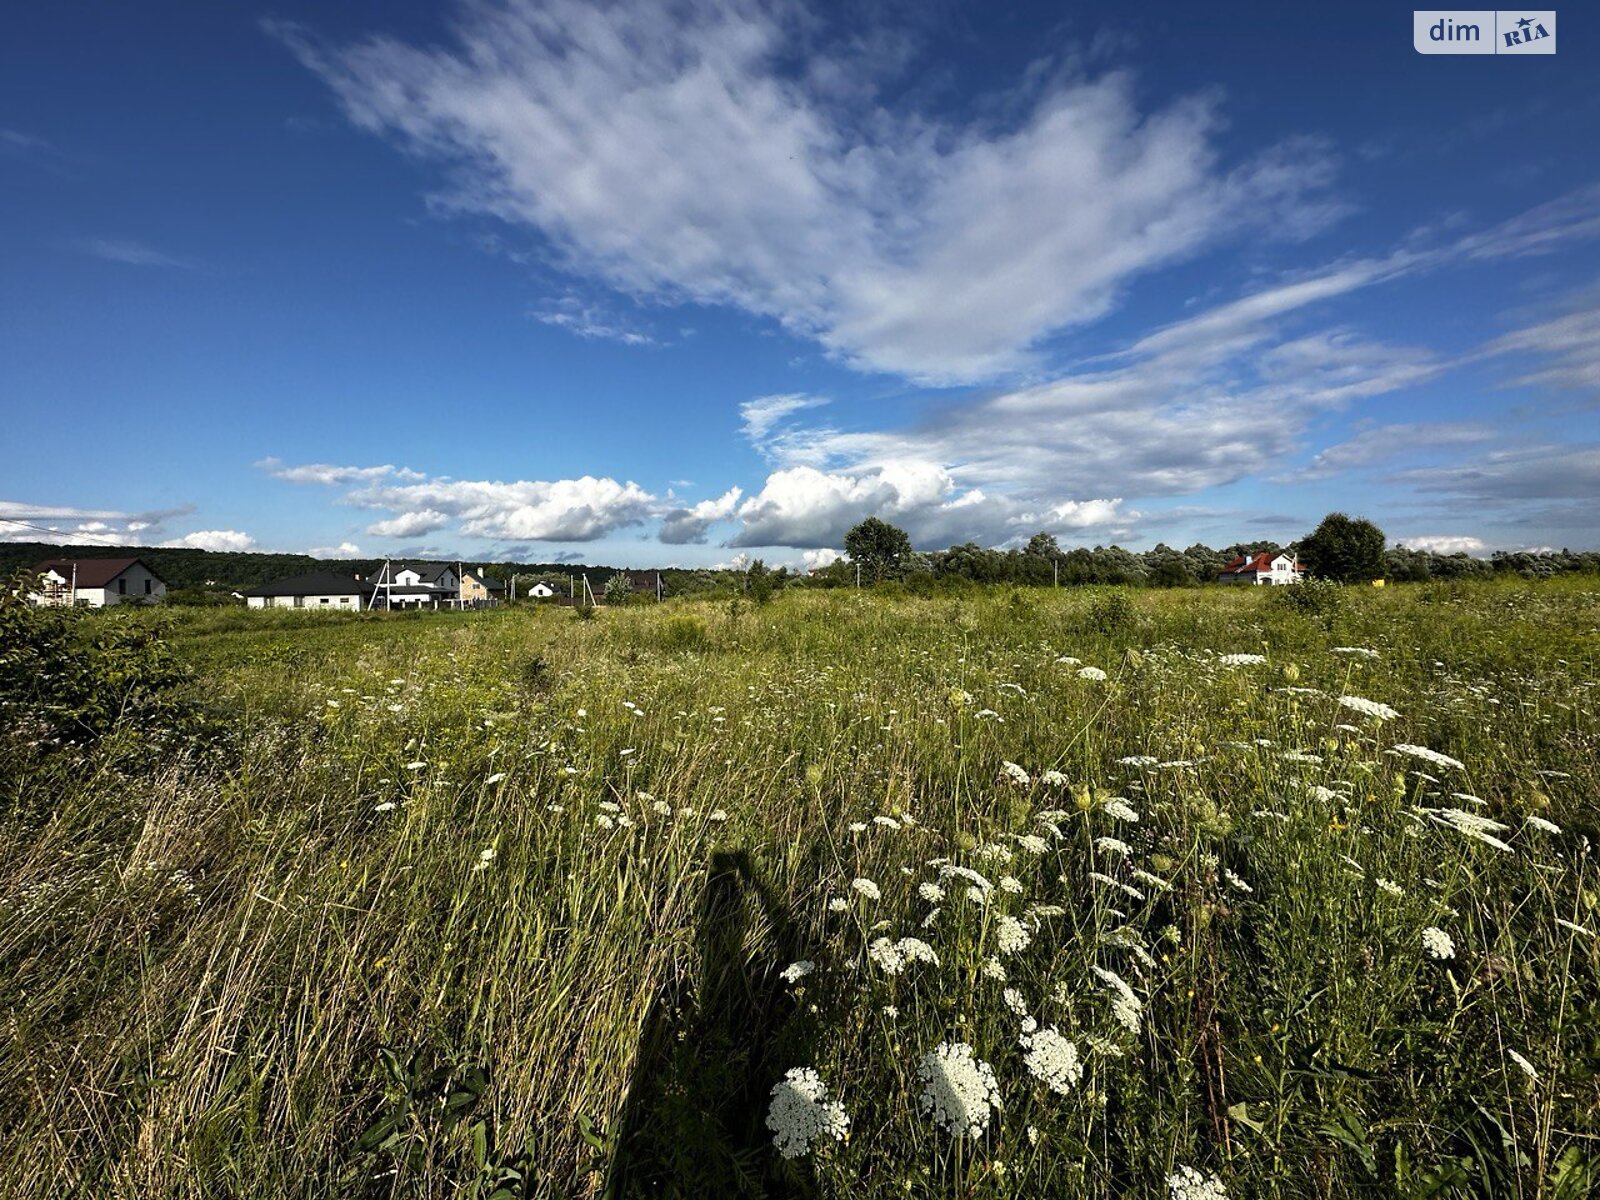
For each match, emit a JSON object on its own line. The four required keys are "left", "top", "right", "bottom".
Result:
{"left": 659, "top": 486, "right": 743, "bottom": 544}
{"left": 740, "top": 394, "right": 830, "bottom": 449}
{"left": 728, "top": 461, "right": 1131, "bottom": 549}
{"left": 801, "top": 547, "right": 842, "bottom": 571}
{"left": 1276, "top": 422, "right": 1492, "bottom": 482}
{"left": 532, "top": 295, "right": 658, "bottom": 345}
{"left": 258, "top": 457, "right": 413, "bottom": 485}
{"left": 160, "top": 529, "right": 258, "bottom": 552}
{"left": 277, "top": 0, "right": 1339, "bottom": 384}
{"left": 0, "top": 501, "right": 198, "bottom": 545}
{"left": 307, "top": 541, "right": 363, "bottom": 558}
{"left": 1397, "top": 535, "right": 1486, "bottom": 555}
{"left": 367, "top": 510, "right": 451, "bottom": 538}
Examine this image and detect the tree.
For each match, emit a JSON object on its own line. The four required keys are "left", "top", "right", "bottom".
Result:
{"left": 746, "top": 559, "right": 775, "bottom": 605}
{"left": 1299, "top": 513, "right": 1386, "bottom": 583}
{"left": 604, "top": 571, "right": 633, "bottom": 606}
{"left": 843, "top": 517, "right": 914, "bottom": 584}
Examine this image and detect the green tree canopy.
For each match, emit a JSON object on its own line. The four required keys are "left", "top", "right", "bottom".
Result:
{"left": 843, "top": 517, "right": 914, "bottom": 584}
{"left": 1299, "top": 513, "right": 1387, "bottom": 583}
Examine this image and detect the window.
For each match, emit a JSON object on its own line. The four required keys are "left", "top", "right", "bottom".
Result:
{"left": 144, "top": 579, "right": 152, "bottom": 595}
{"left": 118, "top": 578, "right": 126, "bottom": 595}
{"left": 294, "top": 595, "right": 304, "bottom": 608}
{"left": 320, "top": 598, "right": 330, "bottom": 605}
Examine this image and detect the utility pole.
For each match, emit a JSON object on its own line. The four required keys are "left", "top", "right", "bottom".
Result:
{"left": 1054, "top": 560, "right": 1059, "bottom": 588}
{"left": 856, "top": 561, "right": 861, "bottom": 589}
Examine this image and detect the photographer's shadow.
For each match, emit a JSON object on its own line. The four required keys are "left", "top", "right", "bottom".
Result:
{"left": 604, "top": 849, "right": 815, "bottom": 1198}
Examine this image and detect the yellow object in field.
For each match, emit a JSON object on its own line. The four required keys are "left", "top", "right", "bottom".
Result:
{"left": 1372, "top": 579, "right": 1386, "bottom": 588}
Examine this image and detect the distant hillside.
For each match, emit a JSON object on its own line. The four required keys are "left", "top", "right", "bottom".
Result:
{"left": 0, "top": 543, "right": 708, "bottom": 593}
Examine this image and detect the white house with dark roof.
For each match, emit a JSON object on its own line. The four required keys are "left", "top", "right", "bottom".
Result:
{"left": 27, "top": 558, "right": 167, "bottom": 606}
{"left": 244, "top": 571, "right": 366, "bottom": 609}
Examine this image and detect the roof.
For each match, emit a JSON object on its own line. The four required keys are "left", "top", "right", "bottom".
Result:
{"left": 1219, "top": 551, "right": 1304, "bottom": 575}
{"left": 244, "top": 571, "right": 366, "bottom": 598}
{"left": 31, "top": 557, "right": 161, "bottom": 587}
{"left": 461, "top": 569, "right": 504, "bottom": 591}
{"left": 394, "top": 562, "right": 456, "bottom": 584}
{"left": 626, "top": 570, "right": 664, "bottom": 591}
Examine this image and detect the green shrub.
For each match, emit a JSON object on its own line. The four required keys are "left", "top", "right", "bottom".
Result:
{"left": 658, "top": 615, "right": 709, "bottom": 652}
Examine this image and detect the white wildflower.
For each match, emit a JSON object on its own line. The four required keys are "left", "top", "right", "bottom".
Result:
{"left": 1392, "top": 744, "right": 1467, "bottom": 771}
{"left": 1525, "top": 816, "right": 1561, "bottom": 834}
{"left": 1000, "top": 761, "right": 1031, "bottom": 787}
{"left": 1041, "top": 770, "right": 1069, "bottom": 786}
{"left": 1422, "top": 926, "right": 1455, "bottom": 960}
{"left": 1331, "top": 646, "right": 1379, "bottom": 659}
{"left": 1002, "top": 987, "right": 1029, "bottom": 1017}
{"left": 767, "top": 1068, "right": 849, "bottom": 1159}
{"left": 1076, "top": 666, "right": 1108, "bottom": 681}
{"left": 851, "top": 878, "right": 881, "bottom": 901}
{"left": 1000, "top": 876, "right": 1023, "bottom": 895}
{"left": 1167, "top": 1165, "right": 1229, "bottom": 1200}
{"left": 917, "top": 1043, "right": 1001, "bottom": 1139}
{"left": 1222, "top": 868, "right": 1252, "bottom": 894}
{"left": 868, "top": 937, "right": 940, "bottom": 975}
{"left": 873, "top": 815, "right": 901, "bottom": 830}
{"left": 1015, "top": 834, "right": 1049, "bottom": 855}
{"left": 1095, "top": 836, "right": 1131, "bottom": 857}
{"left": 996, "top": 915, "right": 1031, "bottom": 956}
{"left": 828, "top": 897, "right": 849, "bottom": 913}
{"left": 1219, "top": 653, "right": 1267, "bottom": 666}
{"left": 1339, "top": 695, "right": 1400, "bottom": 721}
{"left": 1020, "top": 1027, "right": 1082, "bottom": 1094}
{"left": 1103, "top": 797, "right": 1140, "bottom": 822}
{"left": 982, "top": 956, "right": 1008, "bottom": 981}
{"left": 779, "top": 960, "right": 815, "bottom": 985}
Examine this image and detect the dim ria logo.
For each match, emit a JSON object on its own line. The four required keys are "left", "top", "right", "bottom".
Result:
{"left": 1414, "top": 11, "right": 1555, "bottom": 53}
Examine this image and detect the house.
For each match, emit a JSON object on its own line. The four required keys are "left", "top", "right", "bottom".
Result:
{"left": 28, "top": 558, "right": 167, "bottom": 606}
{"left": 1216, "top": 551, "right": 1307, "bottom": 586}
{"left": 625, "top": 570, "right": 666, "bottom": 600}
{"left": 525, "top": 581, "right": 558, "bottom": 599}
{"left": 458, "top": 567, "right": 504, "bottom": 608}
{"left": 374, "top": 562, "right": 460, "bottom": 608}
{"left": 244, "top": 571, "right": 366, "bottom": 609}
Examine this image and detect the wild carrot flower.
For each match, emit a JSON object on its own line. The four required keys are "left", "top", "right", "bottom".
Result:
{"left": 996, "top": 915, "right": 1031, "bottom": 955}
{"left": 1076, "top": 666, "right": 1108, "bottom": 681}
{"left": 767, "top": 1068, "right": 849, "bottom": 1159}
{"left": 1525, "top": 816, "right": 1561, "bottom": 834}
{"left": 780, "top": 960, "right": 815, "bottom": 984}
{"left": 1218, "top": 653, "right": 1267, "bottom": 666}
{"left": 868, "top": 937, "right": 940, "bottom": 975}
{"left": 1020, "top": 1027, "right": 1081, "bottom": 1094}
{"left": 918, "top": 882, "right": 945, "bottom": 903}
{"left": 1000, "top": 761, "right": 1031, "bottom": 787}
{"left": 1167, "top": 1165, "right": 1229, "bottom": 1199}
{"left": 1339, "top": 696, "right": 1399, "bottom": 721}
{"left": 1392, "top": 744, "right": 1467, "bottom": 771}
{"left": 851, "top": 878, "right": 881, "bottom": 901}
{"left": 1104, "top": 797, "right": 1140, "bottom": 822}
{"left": 917, "top": 1042, "right": 1001, "bottom": 1138}
{"left": 1422, "top": 926, "right": 1455, "bottom": 960}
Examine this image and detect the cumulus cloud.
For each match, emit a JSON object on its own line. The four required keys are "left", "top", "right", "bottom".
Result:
{"left": 1397, "top": 535, "right": 1487, "bottom": 555}
{"left": 367, "top": 510, "right": 451, "bottom": 538}
{"left": 275, "top": 0, "right": 1341, "bottom": 384}
{"left": 659, "top": 486, "right": 743, "bottom": 544}
{"left": 160, "top": 530, "right": 258, "bottom": 552}
{"left": 263, "top": 458, "right": 660, "bottom": 544}
{"left": 307, "top": 541, "right": 363, "bottom": 558}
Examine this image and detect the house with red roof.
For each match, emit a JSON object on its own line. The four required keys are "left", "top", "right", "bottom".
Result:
{"left": 1216, "top": 550, "right": 1307, "bottom": 586}
{"left": 27, "top": 558, "right": 168, "bottom": 606}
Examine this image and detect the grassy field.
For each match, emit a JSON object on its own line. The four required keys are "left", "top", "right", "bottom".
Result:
{"left": 2, "top": 581, "right": 1597, "bottom": 1199}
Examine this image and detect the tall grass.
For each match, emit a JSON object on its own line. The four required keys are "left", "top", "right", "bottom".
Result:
{"left": 1, "top": 581, "right": 1596, "bottom": 1198}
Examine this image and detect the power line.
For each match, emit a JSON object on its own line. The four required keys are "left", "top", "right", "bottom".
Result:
{"left": 0, "top": 516, "right": 128, "bottom": 546}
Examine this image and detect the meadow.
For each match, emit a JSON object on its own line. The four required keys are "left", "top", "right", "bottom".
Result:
{"left": 1, "top": 580, "right": 1597, "bottom": 1199}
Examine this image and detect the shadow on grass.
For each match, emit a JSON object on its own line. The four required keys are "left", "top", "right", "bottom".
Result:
{"left": 604, "top": 849, "right": 814, "bottom": 1199}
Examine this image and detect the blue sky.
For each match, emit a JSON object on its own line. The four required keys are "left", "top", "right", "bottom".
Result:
{"left": 3, "top": 0, "right": 1597, "bottom": 567}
